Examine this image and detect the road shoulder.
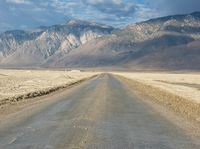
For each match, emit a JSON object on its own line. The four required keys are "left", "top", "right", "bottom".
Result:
{"left": 115, "top": 75, "right": 200, "bottom": 143}
{"left": 0, "top": 75, "right": 98, "bottom": 130}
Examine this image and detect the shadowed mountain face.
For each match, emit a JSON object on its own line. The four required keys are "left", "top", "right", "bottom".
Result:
{"left": 0, "top": 12, "right": 200, "bottom": 70}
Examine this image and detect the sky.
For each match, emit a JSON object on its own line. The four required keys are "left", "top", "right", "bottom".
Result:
{"left": 0, "top": 0, "right": 200, "bottom": 32}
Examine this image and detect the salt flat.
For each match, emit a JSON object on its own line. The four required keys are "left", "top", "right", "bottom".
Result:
{"left": 114, "top": 72, "right": 200, "bottom": 104}
{"left": 0, "top": 69, "right": 98, "bottom": 101}
{"left": 0, "top": 74, "right": 199, "bottom": 149}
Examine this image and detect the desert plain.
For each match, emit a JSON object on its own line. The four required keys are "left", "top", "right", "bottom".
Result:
{"left": 0, "top": 69, "right": 200, "bottom": 149}
{"left": 0, "top": 69, "right": 99, "bottom": 104}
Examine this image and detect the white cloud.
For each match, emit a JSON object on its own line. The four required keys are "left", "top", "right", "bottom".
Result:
{"left": 86, "top": 0, "right": 122, "bottom": 5}
{"left": 4, "top": 0, "right": 196, "bottom": 32}
{"left": 6, "top": 0, "right": 31, "bottom": 4}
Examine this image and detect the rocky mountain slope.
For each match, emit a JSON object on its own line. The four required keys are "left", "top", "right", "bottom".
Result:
{"left": 0, "top": 12, "right": 200, "bottom": 69}
{"left": 0, "top": 20, "right": 114, "bottom": 67}
{"left": 44, "top": 12, "right": 200, "bottom": 69}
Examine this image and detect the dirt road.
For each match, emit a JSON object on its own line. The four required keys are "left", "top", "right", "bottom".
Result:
{"left": 0, "top": 74, "right": 199, "bottom": 149}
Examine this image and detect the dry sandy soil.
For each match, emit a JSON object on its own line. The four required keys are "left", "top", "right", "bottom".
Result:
{"left": 114, "top": 72, "right": 200, "bottom": 123}
{"left": 0, "top": 74, "right": 200, "bottom": 149}
{"left": 2, "top": 70, "right": 199, "bottom": 104}
{"left": 1, "top": 69, "right": 199, "bottom": 123}
{"left": 114, "top": 72, "right": 200, "bottom": 103}
{"left": 0, "top": 70, "right": 200, "bottom": 148}
{"left": 0, "top": 69, "right": 98, "bottom": 105}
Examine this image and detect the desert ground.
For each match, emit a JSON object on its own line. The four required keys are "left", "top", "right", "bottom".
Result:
{"left": 0, "top": 70, "right": 200, "bottom": 148}
{"left": 0, "top": 69, "right": 98, "bottom": 105}
{"left": 114, "top": 72, "right": 200, "bottom": 122}
{"left": 114, "top": 72, "right": 200, "bottom": 103}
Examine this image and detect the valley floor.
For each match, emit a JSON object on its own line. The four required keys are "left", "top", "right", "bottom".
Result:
{"left": 0, "top": 69, "right": 98, "bottom": 105}
{"left": 0, "top": 70, "right": 199, "bottom": 148}
{"left": 0, "top": 74, "right": 199, "bottom": 149}
{"left": 114, "top": 72, "right": 200, "bottom": 124}
{"left": 113, "top": 72, "right": 200, "bottom": 104}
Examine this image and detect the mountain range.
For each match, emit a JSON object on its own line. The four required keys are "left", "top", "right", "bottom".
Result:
{"left": 0, "top": 12, "right": 200, "bottom": 70}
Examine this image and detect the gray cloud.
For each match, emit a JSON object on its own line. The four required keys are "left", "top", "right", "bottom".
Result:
{"left": 1, "top": 0, "right": 200, "bottom": 32}
{"left": 146, "top": 0, "right": 200, "bottom": 16}
{"left": 84, "top": 0, "right": 136, "bottom": 17}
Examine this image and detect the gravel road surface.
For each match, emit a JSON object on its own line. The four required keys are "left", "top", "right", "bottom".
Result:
{"left": 0, "top": 74, "right": 199, "bottom": 149}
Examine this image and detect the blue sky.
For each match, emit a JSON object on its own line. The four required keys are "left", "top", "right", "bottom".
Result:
{"left": 0, "top": 0, "right": 200, "bottom": 32}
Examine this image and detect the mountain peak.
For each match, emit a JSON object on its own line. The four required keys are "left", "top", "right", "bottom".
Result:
{"left": 67, "top": 19, "right": 90, "bottom": 26}
{"left": 1, "top": 12, "right": 200, "bottom": 69}
{"left": 190, "top": 11, "right": 200, "bottom": 18}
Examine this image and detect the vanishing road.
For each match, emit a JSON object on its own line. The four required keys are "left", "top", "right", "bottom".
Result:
{"left": 0, "top": 74, "right": 199, "bottom": 149}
